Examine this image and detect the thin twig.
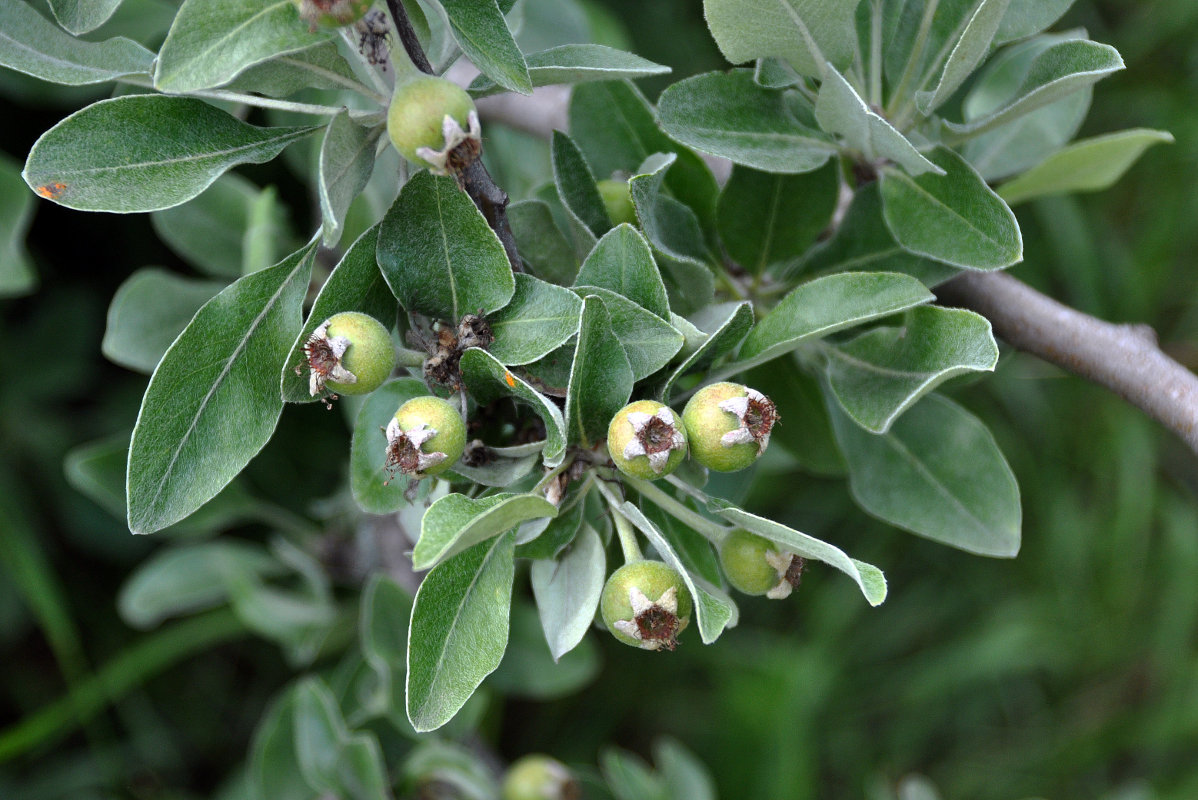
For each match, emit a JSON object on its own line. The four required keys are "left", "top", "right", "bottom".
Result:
{"left": 937, "top": 271, "right": 1198, "bottom": 455}
{"left": 385, "top": 0, "right": 433, "bottom": 74}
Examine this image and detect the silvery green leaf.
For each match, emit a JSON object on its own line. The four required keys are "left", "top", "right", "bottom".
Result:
{"left": 469, "top": 44, "right": 669, "bottom": 97}
{"left": 655, "top": 739, "right": 717, "bottom": 800}
{"left": 376, "top": 170, "right": 515, "bottom": 322}
{"left": 572, "top": 286, "right": 683, "bottom": 382}
{"left": 879, "top": 146, "right": 1022, "bottom": 270}
{"left": 915, "top": 0, "right": 1011, "bottom": 115}
{"left": 575, "top": 224, "right": 670, "bottom": 319}
{"left": 530, "top": 524, "right": 605, "bottom": 661}
{"left": 439, "top": 0, "right": 531, "bottom": 94}
{"left": 508, "top": 200, "right": 578, "bottom": 285}
{"left": 564, "top": 296, "right": 633, "bottom": 448}
{"left": 412, "top": 493, "right": 557, "bottom": 571}
{"left": 151, "top": 173, "right": 273, "bottom": 279}
{"left": 249, "top": 688, "right": 317, "bottom": 800}
{"left": 824, "top": 306, "right": 999, "bottom": 433}
{"left": 516, "top": 497, "right": 584, "bottom": 560}
{"left": 450, "top": 453, "right": 539, "bottom": 488}
{"left": 406, "top": 533, "right": 516, "bottom": 732}
{"left": 318, "top": 113, "right": 381, "bottom": 247}
{"left": 126, "top": 244, "right": 316, "bottom": 534}
{"left": 293, "top": 677, "right": 348, "bottom": 793}
{"left": 47, "top": 0, "right": 124, "bottom": 35}
{"left": 0, "top": 154, "right": 36, "bottom": 297}
{"left": 103, "top": 268, "right": 225, "bottom": 374}
{"left": 660, "top": 302, "right": 753, "bottom": 402}
{"left": 459, "top": 348, "right": 568, "bottom": 467}
{"left": 0, "top": 0, "right": 151, "bottom": 85}
{"left": 829, "top": 392, "right": 1021, "bottom": 557}
{"left": 487, "top": 273, "right": 583, "bottom": 366}
{"left": 154, "top": 0, "right": 328, "bottom": 93}
{"left": 225, "top": 42, "right": 363, "bottom": 97}
{"left": 350, "top": 378, "right": 429, "bottom": 514}
{"left": 552, "top": 131, "right": 611, "bottom": 240}
{"left": 23, "top": 95, "right": 319, "bottom": 213}
{"left": 658, "top": 70, "right": 835, "bottom": 173}
{"left": 703, "top": 0, "right": 859, "bottom": 77}
{"left": 814, "top": 67, "right": 941, "bottom": 176}
{"left": 994, "top": 0, "right": 1074, "bottom": 44}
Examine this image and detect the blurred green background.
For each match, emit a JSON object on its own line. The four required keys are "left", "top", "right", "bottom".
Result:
{"left": 2, "top": 1, "right": 1197, "bottom": 798}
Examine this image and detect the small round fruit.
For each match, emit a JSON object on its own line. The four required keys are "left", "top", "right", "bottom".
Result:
{"left": 387, "top": 76, "right": 476, "bottom": 168}
{"left": 293, "top": 0, "right": 371, "bottom": 28}
{"left": 607, "top": 400, "right": 687, "bottom": 480}
{"left": 501, "top": 755, "right": 580, "bottom": 800}
{"left": 681, "top": 382, "right": 778, "bottom": 472}
{"left": 719, "top": 530, "right": 780, "bottom": 595}
{"left": 385, "top": 395, "right": 467, "bottom": 478}
{"left": 597, "top": 179, "right": 637, "bottom": 227}
{"left": 600, "top": 560, "right": 693, "bottom": 651}
{"left": 321, "top": 312, "right": 395, "bottom": 396}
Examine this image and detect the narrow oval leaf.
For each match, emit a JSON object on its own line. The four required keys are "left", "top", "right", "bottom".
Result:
{"left": 530, "top": 524, "right": 605, "bottom": 661}
{"left": 486, "top": 273, "right": 583, "bottom": 366}
{"left": 0, "top": 154, "right": 36, "bottom": 297}
{"left": 103, "top": 268, "right": 225, "bottom": 374}
{"left": 703, "top": 0, "right": 858, "bottom": 77}
{"left": 815, "top": 67, "right": 941, "bottom": 176}
{"left": 47, "top": 0, "right": 124, "bottom": 35}
{"left": 620, "top": 502, "right": 737, "bottom": 644}
{"left": 995, "top": 0, "right": 1074, "bottom": 44}
{"left": 552, "top": 131, "right": 611, "bottom": 239}
{"left": 0, "top": 0, "right": 152, "bottom": 85}
{"left": 828, "top": 392, "right": 1022, "bottom": 557}
{"left": 294, "top": 677, "right": 348, "bottom": 792}
{"left": 154, "top": 0, "right": 328, "bottom": 93}
{"left": 126, "top": 244, "right": 316, "bottom": 534}
{"left": 825, "top": 306, "right": 999, "bottom": 433}
{"left": 249, "top": 689, "right": 316, "bottom": 800}
{"left": 350, "top": 378, "right": 429, "bottom": 514}
{"left": 151, "top": 172, "right": 267, "bottom": 278}
{"left": 997, "top": 128, "right": 1174, "bottom": 206}
{"left": 575, "top": 224, "right": 670, "bottom": 319}
{"left": 406, "top": 533, "right": 516, "bottom": 732}
{"left": 508, "top": 200, "right": 578, "bottom": 285}
{"left": 377, "top": 170, "right": 515, "bottom": 321}
{"left": 281, "top": 225, "right": 397, "bottom": 403}
{"left": 565, "top": 296, "right": 633, "bottom": 448}
{"left": 661, "top": 302, "right": 754, "bottom": 401}
{"left": 738, "top": 271, "right": 934, "bottom": 370}
{"left": 439, "top": 0, "right": 531, "bottom": 94}
{"left": 572, "top": 287, "right": 682, "bottom": 381}
{"left": 469, "top": 44, "right": 669, "bottom": 97}
{"left": 318, "top": 114, "right": 381, "bottom": 247}
{"left": 413, "top": 493, "right": 557, "bottom": 571}
{"left": 916, "top": 0, "right": 1012, "bottom": 114}
{"left": 710, "top": 500, "right": 888, "bottom": 605}
{"left": 459, "top": 348, "right": 568, "bottom": 467}
{"left": 658, "top": 70, "right": 836, "bottom": 173}
{"left": 226, "top": 41, "right": 363, "bottom": 97}
{"left": 23, "top": 95, "right": 319, "bottom": 213}
{"left": 879, "top": 146, "right": 1023, "bottom": 270}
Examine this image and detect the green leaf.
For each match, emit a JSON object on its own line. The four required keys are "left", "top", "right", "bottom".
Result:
{"left": 516, "top": 491, "right": 584, "bottom": 560}
{"left": 46, "top": 0, "right": 124, "bottom": 35}
{"left": 915, "top": 0, "right": 1011, "bottom": 114}
{"left": 151, "top": 173, "right": 273, "bottom": 279}
{"left": 458, "top": 348, "right": 567, "bottom": 467}
{"left": 489, "top": 602, "right": 600, "bottom": 700}
{"left": 334, "top": 735, "right": 390, "bottom": 800}
{"left": 318, "top": 114, "right": 381, "bottom": 248}
{"left": 413, "top": 493, "right": 557, "bottom": 571}
{"left": 406, "top": 533, "right": 516, "bottom": 732}
{"left": 738, "top": 271, "right": 934, "bottom": 369}
{"left": 571, "top": 287, "right": 682, "bottom": 382}
{"left": 627, "top": 154, "right": 713, "bottom": 297}
{"left": 350, "top": 378, "right": 429, "bottom": 514}
{"left": 439, "top": 0, "right": 531, "bottom": 94}
{"left": 702, "top": 0, "right": 859, "bottom": 77}
{"left": 154, "top": 0, "right": 328, "bottom": 93}
{"left": 0, "top": 154, "right": 36, "bottom": 297}
{"left": 469, "top": 44, "right": 669, "bottom": 97}
{"left": 944, "top": 39, "right": 1124, "bottom": 138}
{"left": 103, "top": 268, "right": 225, "bottom": 374}
{"left": 660, "top": 302, "right": 754, "bottom": 402}
{"left": 815, "top": 67, "right": 941, "bottom": 175}
{"left": 794, "top": 183, "right": 958, "bottom": 287}
{"left": 619, "top": 502, "right": 737, "bottom": 644}
{"left": 486, "top": 273, "right": 582, "bottom": 366}
{"left": 294, "top": 677, "right": 348, "bottom": 793}
{"left": 716, "top": 161, "right": 839, "bottom": 274}
{"left": 602, "top": 749, "right": 669, "bottom": 800}
{"left": 828, "top": 392, "right": 1021, "bottom": 557}
{"left": 747, "top": 360, "right": 845, "bottom": 475}
{"left": 23, "top": 95, "right": 318, "bottom": 213}
{"left": 879, "top": 146, "right": 1022, "bottom": 270}
{"left": 575, "top": 224, "right": 670, "bottom": 319}
{"left": 225, "top": 41, "right": 364, "bottom": 97}
{"left": 825, "top": 306, "right": 998, "bottom": 433}
{"left": 126, "top": 244, "right": 315, "bottom": 535}
{"left": 709, "top": 500, "right": 888, "bottom": 605}
{"left": 450, "top": 453, "right": 539, "bottom": 488}
{"left": 281, "top": 225, "right": 397, "bottom": 403}
{"left": 994, "top": 0, "right": 1074, "bottom": 44}
{"left": 377, "top": 170, "right": 515, "bottom": 322}
{"left": 565, "top": 296, "right": 633, "bottom": 448}
{"left": 529, "top": 524, "right": 605, "bottom": 661}
{"left": 0, "top": 1, "right": 152, "bottom": 85}
{"left": 250, "top": 689, "right": 319, "bottom": 800}
{"left": 508, "top": 200, "right": 578, "bottom": 284}
{"left": 552, "top": 131, "right": 611, "bottom": 239}
{"left": 658, "top": 70, "right": 835, "bottom": 173}
{"left": 997, "top": 128, "right": 1174, "bottom": 206}
{"left": 243, "top": 186, "right": 289, "bottom": 275}
{"left": 361, "top": 574, "right": 412, "bottom": 671}
{"left": 655, "top": 739, "right": 717, "bottom": 800}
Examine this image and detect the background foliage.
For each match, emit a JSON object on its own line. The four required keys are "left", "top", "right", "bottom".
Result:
{"left": 1, "top": 0, "right": 1197, "bottom": 798}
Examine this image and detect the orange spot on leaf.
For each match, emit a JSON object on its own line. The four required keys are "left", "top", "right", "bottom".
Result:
{"left": 504, "top": 371, "right": 516, "bottom": 388}
{"left": 35, "top": 182, "right": 66, "bottom": 199}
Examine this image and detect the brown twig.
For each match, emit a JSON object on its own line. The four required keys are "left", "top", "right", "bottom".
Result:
{"left": 937, "top": 271, "right": 1198, "bottom": 454}
{"left": 384, "top": 0, "right": 523, "bottom": 272}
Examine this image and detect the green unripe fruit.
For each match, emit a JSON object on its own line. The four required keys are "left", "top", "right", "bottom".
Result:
{"left": 501, "top": 755, "right": 580, "bottom": 800}
{"left": 607, "top": 400, "right": 687, "bottom": 480}
{"left": 385, "top": 395, "right": 466, "bottom": 478}
{"left": 720, "top": 530, "right": 781, "bottom": 595}
{"left": 600, "top": 561, "right": 692, "bottom": 651}
{"left": 681, "top": 382, "right": 778, "bottom": 472}
{"left": 293, "top": 0, "right": 372, "bottom": 29}
{"left": 597, "top": 179, "right": 637, "bottom": 227}
{"left": 321, "top": 312, "right": 395, "bottom": 396}
{"left": 387, "top": 76, "right": 477, "bottom": 169}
